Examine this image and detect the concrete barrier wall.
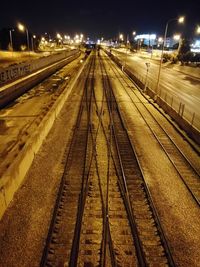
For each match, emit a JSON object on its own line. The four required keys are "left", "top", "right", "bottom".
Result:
{"left": 0, "top": 50, "right": 77, "bottom": 85}
{"left": 0, "top": 51, "right": 80, "bottom": 108}
{"left": 0, "top": 56, "right": 87, "bottom": 220}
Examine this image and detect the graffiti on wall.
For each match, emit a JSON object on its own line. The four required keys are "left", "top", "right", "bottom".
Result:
{"left": 0, "top": 64, "right": 31, "bottom": 85}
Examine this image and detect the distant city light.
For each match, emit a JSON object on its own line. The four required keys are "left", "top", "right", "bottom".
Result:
{"left": 119, "top": 34, "right": 123, "bottom": 41}
{"left": 135, "top": 34, "right": 156, "bottom": 40}
{"left": 173, "top": 34, "right": 181, "bottom": 41}
{"left": 191, "top": 39, "right": 200, "bottom": 52}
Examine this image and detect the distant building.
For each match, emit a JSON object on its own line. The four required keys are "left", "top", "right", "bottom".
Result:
{"left": 135, "top": 34, "right": 157, "bottom": 46}
{"left": 134, "top": 33, "right": 179, "bottom": 49}
{"left": 191, "top": 39, "right": 200, "bottom": 53}
{"left": 165, "top": 37, "right": 178, "bottom": 48}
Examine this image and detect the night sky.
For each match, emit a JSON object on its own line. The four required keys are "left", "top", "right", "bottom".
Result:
{"left": 0, "top": 0, "right": 199, "bottom": 39}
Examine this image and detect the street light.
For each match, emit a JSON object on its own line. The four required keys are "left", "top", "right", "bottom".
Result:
{"left": 155, "top": 16, "right": 184, "bottom": 95}
{"left": 18, "top": 23, "right": 30, "bottom": 51}
{"left": 9, "top": 29, "right": 14, "bottom": 51}
{"left": 144, "top": 62, "right": 150, "bottom": 91}
{"left": 119, "top": 34, "right": 123, "bottom": 41}
{"left": 31, "top": 35, "right": 36, "bottom": 51}
{"left": 123, "top": 34, "right": 130, "bottom": 69}
{"left": 173, "top": 34, "right": 182, "bottom": 55}
{"left": 196, "top": 25, "right": 200, "bottom": 34}
{"left": 57, "top": 33, "right": 61, "bottom": 39}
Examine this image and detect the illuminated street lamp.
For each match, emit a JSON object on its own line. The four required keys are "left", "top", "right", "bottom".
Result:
{"left": 18, "top": 23, "right": 30, "bottom": 51}
{"left": 173, "top": 34, "right": 181, "bottom": 41}
{"left": 119, "top": 34, "right": 124, "bottom": 41}
{"left": 57, "top": 33, "right": 61, "bottom": 39}
{"left": 144, "top": 62, "right": 150, "bottom": 91}
{"left": 178, "top": 16, "right": 184, "bottom": 23}
{"left": 31, "top": 35, "right": 36, "bottom": 51}
{"left": 196, "top": 25, "right": 200, "bottom": 34}
{"left": 9, "top": 29, "right": 14, "bottom": 51}
{"left": 173, "top": 34, "right": 182, "bottom": 54}
{"left": 155, "top": 16, "right": 184, "bottom": 95}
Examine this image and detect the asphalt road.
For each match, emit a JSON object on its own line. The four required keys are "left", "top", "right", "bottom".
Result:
{"left": 112, "top": 49, "right": 200, "bottom": 130}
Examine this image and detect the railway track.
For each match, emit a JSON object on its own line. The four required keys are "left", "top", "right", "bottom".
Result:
{"left": 0, "top": 56, "right": 82, "bottom": 177}
{"left": 40, "top": 54, "right": 95, "bottom": 266}
{"left": 99, "top": 54, "right": 175, "bottom": 266}
{"left": 103, "top": 50, "right": 200, "bottom": 206}
{"left": 41, "top": 51, "right": 176, "bottom": 266}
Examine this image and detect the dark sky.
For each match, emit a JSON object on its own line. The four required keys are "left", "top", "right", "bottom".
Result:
{"left": 0, "top": 0, "right": 199, "bottom": 39}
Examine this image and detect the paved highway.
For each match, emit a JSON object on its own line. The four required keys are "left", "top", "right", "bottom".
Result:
{"left": 112, "top": 49, "right": 200, "bottom": 130}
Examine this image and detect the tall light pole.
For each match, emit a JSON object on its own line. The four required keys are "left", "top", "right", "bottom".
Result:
{"left": 18, "top": 23, "right": 30, "bottom": 51}
{"left": 196, "top": 25, "right": 200, "bottom": 34}
{"left": 173, "top": 34, "right": 181, "bottom": 54}
{"left": 144, "top": 62, "right": 150, "bottom": 91}
{"left": 124, "top": 34, "right": 129, "bottom": 69}
{"left": 155, "top": 16, "right": 184, "bottom": 96}
{"left": 31, "top": 35, "right": 36, "bottom": 51}
{"left": 9, "top": 29, "right": 14, "bottom": 51}
{"left": 119, "top": 33, "right": 124, "bottom": 45}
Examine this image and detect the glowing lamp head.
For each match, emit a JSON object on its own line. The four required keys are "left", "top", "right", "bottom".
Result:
{"left": 119, "top": 34, "right": 123, "bottom": 40}
{"left": 132, "top": 31, "right": 136, "bottom": 35}
{"left": 197, "top": 26, "right": 200, "bottom": 34}
{"left": 173, "top": 34, "right": 181, "bottom": 41}
{"left": 18, "top": 23, "right": 25, "bottom": 32}
{"left": 178, "top": 16, "right": 184, "bottom": 23}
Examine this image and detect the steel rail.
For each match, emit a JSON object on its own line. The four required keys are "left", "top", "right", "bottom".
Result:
{"left": 99, "top": 52, "right": 176, "bottom": 267}
{"left": 99, "top": 54, "right": 147, "bottom": 267}
{"left": 40, "top": 55, "right": 95, "bottom": 267}
{"left": 69, "top": 55, "right": 96, "bottom": 267}
{"left": 105, "top": 51, "right": 200, "bottom": 206}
